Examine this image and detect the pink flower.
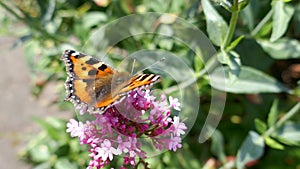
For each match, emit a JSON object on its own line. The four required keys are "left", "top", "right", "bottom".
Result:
{"left": 149, "top": 100, "right": 169, "bottom": 124}
{"left": 169, "top": 96, "right": 181, "bottom": 111}
{"left": 167, "top": 135, "right": 182, "bottom": 151}
{"left": 117, "top": 136, "right": 131, "bottom": 153}
{"left": 124, "top": 156, "right": 136, "bottom": 166}
{"left": 66, "top": 89, "right": 187, "bottom": 168}
{"left": 95, "top": 139, "right": 121, "bottom": 161}
{"left": 66, "top": 119, "right": 84, "bottom": 138}
{"left": 171, "top": 116, "right": 187, "bottom": 136}
{"left": 129, "top": 89, "right": 153, "bottom": 110}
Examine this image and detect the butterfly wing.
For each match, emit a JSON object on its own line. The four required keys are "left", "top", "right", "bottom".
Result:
{"left": 62, "top": 50, "right": 161, "bottom": 113}
{"left": 62, "top": 50, "right": 131, "bottom": 111}
{"left": 119, "top": 74, "right": 161, "bottom": 94}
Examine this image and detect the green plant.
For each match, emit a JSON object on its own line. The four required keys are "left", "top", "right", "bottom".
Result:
{"left": 1, "top": 0, "right": 300, "bottom": 168}
{"left": 20, "top": 117, "right": 90, "bottom": 169}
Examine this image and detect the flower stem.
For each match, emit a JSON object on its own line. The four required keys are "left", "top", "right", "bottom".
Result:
{"left": 135, "top": 158, "right": 149, "bottom": 169}
{"left": 0, "top": 1, "right": 23, "bottom": 20}
{"left": 166, "top": 1, "right": 240, "bottom": 94}
{"left": 222, "top": 0, "right": 239, "bottom": 50}
{"left": 0, "top": 1, "right": 67, "bottom": 43}
{"left": 265, "top": 102, "right": 300, "bottom": 136}
{"left": 251, "top": 9, "right": 273, "bottom": 37}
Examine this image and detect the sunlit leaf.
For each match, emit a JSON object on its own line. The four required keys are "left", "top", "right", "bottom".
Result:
{"left": 257, "top": 22, "right": 273, "bottom": 37}
{"left": 82, "top": 12, "right": 107, "bottom": 29}
{"left": 264, "top": 136, "right": 284, "bottom": 150}
{"left": 254, "top": 118, "right": 267, "bottom": 134}
{"left": 227, "top": 35, "right": 244, "bottom": 51}
{"left": 227, "top": 51, "right": 241, "bottom": 79}
{"left": 32, "top": 117, "right": 66, "bottom": 141}
{"left": 55, "top": 158, "right": 77, "bottom": 169}
{"left": 33, "top": 162, "right": 52, "bottom": 169}
{"left": 29, "top": 145, "right": 51, "bottom": 162}
{"left": 202, "top": 0, "right": 228, "bottom": 46}
{"left": 217, "top": 50, "right": 241, "bottom": 80}
{"left": 275, "top": 122, "right": 300, "bottom": 146}
{"left": 257, "top": 38, "right": 300, "bottom": 59}
{"left": 271, "top": 1, "right": 294, "bottom": 42}
{"left": 236, "top": 131, "right": 264, "bottom": 169}
{"left": 210, "top": 66, "right": 291, "bottom": 93}
{"left": 267, "top": 99, "right": 279, "bottom": 127}
{"left": 211, "top": 130, "right": 226, "bottom": 162}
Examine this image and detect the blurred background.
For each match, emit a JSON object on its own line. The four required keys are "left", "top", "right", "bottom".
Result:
{"left": 1, "top": 0, "right": 300, "bottom": 169}
{"left": 0, "top": 24, "right": 69, "bottom": 168}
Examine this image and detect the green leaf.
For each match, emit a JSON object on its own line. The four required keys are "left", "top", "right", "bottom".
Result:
{"left": 219, "top": 0, "right": 250, "bottom": 11}
{"left": 254, "top": 118, "right": 267, "bottom": 134}
{"left": 32, "top": 117, "right": 64, "bottom": 141}
{"left": 33, "top": 162, "right": 52, "bottom": 169}
{"left": 217, "top": 50, "right": 241, "bottom": 80}
{"left": 271, "top": 1, "right": 294, "bottom": 42}
{"left": 29, "top": 145, "right": 51, "bottom": 162}
{"left": 44, "top": 17, "right": 62, "bottom": 34}
{"left": 227, "top": 35, "right": 244, "bottom": 51}
{"left": 267, "top": 99, "right": 279, "bottom": 127}
{"left": 217, "top": 50, "right": 227, "bottom": 64}
{"left": 54, "top": 158, "right": 77, "bottom": 169}
{"left": 46, "top": 117, "right": 67, "bottom": 130}
{"left": 257, "top": 22, "right": 273, "bottom": 37}
{"left": 211, "top": 130, "right": 226, "bottom": 163}
{"left": 264, "top": 136, "right": 285, "bottom": 150}
{"left": 210, "top": 66, "right": 291, "bottom": 93}
{"left": 202, "top": 0, "right": 228, "bottom": 46}
{"left": 82, "top": 12, "right": 107, "bottom": 29}
{"left": 227, "top": 51, "right": 241, "bottom": 79}
{"left": 194, "top": 50, "right": 203, "bottom": 72}
{"left": 175, "top": 144, "right": 202, "bottom": 169}
{"left": 55, "top": 144, "right": 70, "bottom": 157}
{"left": 257, "top": 38, "right": 300, "bottom": 59}
{"left": 240, "top": 3, "right": 254, "bottom": 30}
{"left": 37, "top": 0, "right": 56, "bottom": 22}
{"left": 158, "top": 38, "right": 174, "bottom": 50}
{"left": 236, "top": 131, "right": 264, "bottom": 169}
{"left": 294, "top": 4, "right": 300, "bottom": 35}
{"left": 274, "top": 122, "right": 300, "bottom": 146}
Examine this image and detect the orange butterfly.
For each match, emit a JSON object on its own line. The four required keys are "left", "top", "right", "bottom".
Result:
{"left": 61, "top": 50, "right": 161, "bottom": 113}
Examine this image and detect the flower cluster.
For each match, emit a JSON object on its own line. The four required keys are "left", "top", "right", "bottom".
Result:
{"left": 66, "top": 89, "right": 187, "bottom": 169}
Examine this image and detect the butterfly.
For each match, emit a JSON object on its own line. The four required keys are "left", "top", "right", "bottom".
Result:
{"left": 61, "top": 50, "right": 161, "bottom": 113}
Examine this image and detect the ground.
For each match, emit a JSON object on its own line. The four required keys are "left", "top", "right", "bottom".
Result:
{"left": 0, "top": 36, "right": 71, "bottom": 169}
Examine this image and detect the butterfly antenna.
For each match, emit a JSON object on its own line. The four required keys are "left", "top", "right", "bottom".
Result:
{"left": 130, "top": 58, "right": 136, "bottom": 76}
{"left": 135, "top": 57, "right": 165, "bottom": 75}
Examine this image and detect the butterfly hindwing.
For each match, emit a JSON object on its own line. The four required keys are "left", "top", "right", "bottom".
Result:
{"left": 119, "top": 74, "right": 161, "bottom": 94}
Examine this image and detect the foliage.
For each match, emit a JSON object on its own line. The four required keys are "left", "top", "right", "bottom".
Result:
{"left": 19, "top": 117, "right": 90, "bottom": 169}
{"left": 1, "top": 0, "right": 300, "bottom": 168}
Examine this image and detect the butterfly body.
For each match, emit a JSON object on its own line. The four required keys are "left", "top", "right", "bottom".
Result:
{"left": 61, "top": 50, "right": 160, "bottom": 113}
